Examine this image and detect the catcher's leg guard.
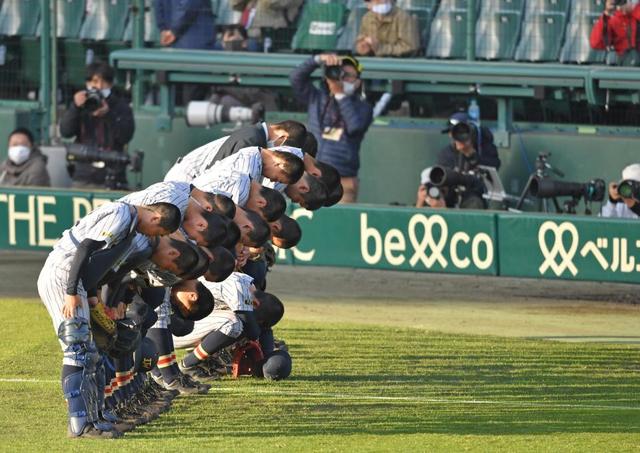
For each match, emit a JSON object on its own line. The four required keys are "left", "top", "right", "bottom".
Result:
{"left": 58, "top": 317, "right": 102, "bottom": 436}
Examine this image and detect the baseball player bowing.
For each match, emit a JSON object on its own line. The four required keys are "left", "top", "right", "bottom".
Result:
{"left": 37, "top": 200, "right": 181, "bottom": 439}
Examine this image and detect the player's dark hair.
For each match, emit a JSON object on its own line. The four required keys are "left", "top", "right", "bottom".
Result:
{"left": 172, "top": 281, "right": 214, "bottom": 321}
{"left": 210, "top": 193, "right": 236, "bottom": 219}
{"left": 8, "top": 127, "right": 34, "bottom": 146}
{"left": 314, "top": 160, "right": 340, "bottom": 192}
{"left": 302, "top": 131, "right": 317, "bottom": 158}
{"left": 204, "top": 246, "right": 235, "bottom": 282}
{"left": 259, "top": 186, "right": 286, "bottom": 223}
{"left": 222, "top": 218, "right": 241, "bottom": 249}
{"left": 200, "top": 211, "right": 228, "bottom": 247}
{"left": 324, "top": 182, "right": 344, "bottom": 207}
{"left": 300, "top": 173, "right": 329, "bottom": 211}
{"left": 273, "top": 215, "right": 302, "bottom": 249}
{"left": 180, "top": 245, "right": 211, "bottom": 280}
{"left": 273, "top": 120, "right": 307, "bottom": 148}
{"left": 86, "top": 61, "right": 115, "bottom": 83}
{"left": 254, "top": 291, "right": 284, "bottom": 327}
{"left": 145, "top": 202, "right": 181, "bottom": 233}
{"left": 170, "top": 239, "right": 200, "bottom": 275}
{"left": 244, "top": 209, "right": 271, "bottom": 247}
{"left": 271, "top": 150, "right": 304, "bottom": 184}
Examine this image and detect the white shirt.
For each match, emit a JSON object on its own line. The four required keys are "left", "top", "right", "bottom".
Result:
{"left": 600, "top": 200, "right": 639, "bottom": 219}
{"left": 210, "top": 146, "right": 263, "bottom": 183}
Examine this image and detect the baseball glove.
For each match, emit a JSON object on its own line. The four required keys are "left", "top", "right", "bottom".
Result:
{"left": 90, "top": 303, "right": 117, "bottom": 352}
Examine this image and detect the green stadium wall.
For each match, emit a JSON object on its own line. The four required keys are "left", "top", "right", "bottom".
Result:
{"left": 0, "top": 187, "right": 638, "bottom": 284}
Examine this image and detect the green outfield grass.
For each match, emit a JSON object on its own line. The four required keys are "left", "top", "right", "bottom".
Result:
{"left": 0, "top": 298, "right": 638, "bottom": 452}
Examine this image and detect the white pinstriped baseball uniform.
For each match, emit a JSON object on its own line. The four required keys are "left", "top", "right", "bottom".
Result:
{"left": 119, "top": 181, "right": 191, "bottom": 219}
{"left": 172, "top": 272, "right": 254, "bottom": 348}
{"left": 192, "top": 169, "right": 252, "bottom": 207}
{"left": 210, "top": 146, "right": 263, "bottom": 183}
{"left": 37, "top": 202, "right": 137, "bottom": 351}
{"left": 164, "top": 136, "right": 229, "bottom": 183}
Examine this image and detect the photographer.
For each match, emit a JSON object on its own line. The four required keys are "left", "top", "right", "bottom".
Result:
{"left": 590, "top": 0, "right": 640, "bottom": 66}
{"left": 601, "top": 164, "right": 640, "bottom": 218}
{"left": 415, "top": 167, "right": 454, "bottom": 209}
{"left": 438, "top": 112, "right": 501, "bottom": 172}
{"left": 289, "top": 54, "right": 373, "bottom": 203}
{"left": 415, "top": 165, "right": 485, "bottom": 210}
{"left": 60, "top": 62, "right": 135, "bottom": 189}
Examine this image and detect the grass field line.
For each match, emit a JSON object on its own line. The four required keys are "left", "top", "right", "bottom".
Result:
{"left": 2, "top": 377, "right": 638, "bottom": 411}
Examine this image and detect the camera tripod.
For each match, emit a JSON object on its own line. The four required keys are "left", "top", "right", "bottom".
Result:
{"left": 515, "top": 152, "right": 565, "bottom": 213}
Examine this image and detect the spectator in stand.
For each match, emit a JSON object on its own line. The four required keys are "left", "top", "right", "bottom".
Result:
{"left": 355, "top": 0, "right": 420, "bottom": 57}
{"left": 290, "top": 54, "right": 373, "bottom": 203}
{"left": 0, "top": 128, "right": 50, "bottom": 187}
{"left": 590, "top": 0, "right": 640, "bottom": 66}
{"left": 154, "top": 0, "right": 216, "bottom": 50}
{"left": 230, "top": 0, "right": 303, "bottom": 52}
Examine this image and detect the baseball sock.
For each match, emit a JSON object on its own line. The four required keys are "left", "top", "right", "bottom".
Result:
{"left": 183, "top": 331, "right": 236, "bottom": 368}
{"left": 147, "top": 328, "right": 179, "bottom": 383}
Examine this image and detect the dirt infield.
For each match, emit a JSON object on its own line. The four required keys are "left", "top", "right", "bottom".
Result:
{"left": 2, "top": 250, "right": 639, "bottom": 304}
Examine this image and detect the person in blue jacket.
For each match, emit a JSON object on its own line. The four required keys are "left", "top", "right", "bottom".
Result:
{"left": 154, "top": 0, "right": 216, "bottom": 50}
{"left": 289, "top": 54, "right": 373, "bottom": 203}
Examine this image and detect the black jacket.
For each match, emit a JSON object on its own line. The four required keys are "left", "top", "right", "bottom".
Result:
{"left": 60, "top": 92, "right": 135, "bottom": 185}
{"left": 437, "top": 126, "right": 501, "bottom": 172}
{"left": 213, "top": 123, "right": 268, "bottom": 165}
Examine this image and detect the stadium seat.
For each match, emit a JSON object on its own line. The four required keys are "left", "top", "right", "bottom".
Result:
{"left": 482, "top": 0, "right": 526, "bottom": 13}
{"left": 291, "top": 1, "right": 347, "bottom": 52}
{"left": 526, "top": 0, "right": 570, "bottom": 15}
{"left": 515, "top": 12, "right": 567, "bottom": 62}
{"left": 571, "top": 0, "right": 605, "bottom": 15}
{"left": 79, "top": 0, "right": 130, "bottom": 41}
{"left": 438, "top": 0, "right": 479, "bottom": 13}
{"left": 559, "top": 14, "right": 606, "bottom": 64}
{"left": 405, "top": 6, "right": 435, "bottom": 52}
{"left": 123, "top": 0, "right": 160, "bottom": 44}
{"left": 397, "top": 0, "right": 439, "bottom": 9}
{"left": 476, "top": 11, "right": 521, "bottom": 60}
{"left": 426, "top": 10, "right": 468, "bottom": 59}
{"left": 0, "top": 0, "right": 40, "bottom": 36}
{"left": 336, "top": 5, "right": 368, "bottom": 51}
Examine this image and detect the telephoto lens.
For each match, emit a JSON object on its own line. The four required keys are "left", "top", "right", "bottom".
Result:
{"left": 618, "top": 179, "right": 640, "bottom": 199}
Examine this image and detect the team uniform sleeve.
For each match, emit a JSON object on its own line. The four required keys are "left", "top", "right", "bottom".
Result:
{"left": 199, "top": 272, "right": 254, "bottom": 312}
{"left": 82, "top": 203, "right": 133, "bottom": 247}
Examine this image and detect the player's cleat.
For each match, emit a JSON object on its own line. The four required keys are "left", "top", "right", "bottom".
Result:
{"left": 178, "top": 359, "right": 220, "bottom": 382}
{"left": 182, "top": 373, "right": 212, "bottom": 392}
{"left": 148, "top": 378, "right": 178, "bottom": 402}
{"left": 68, "top": 424, "right": 123, "bottom": 439}
{"left": 163, "top": 372, "right": 209, "bottom": 395}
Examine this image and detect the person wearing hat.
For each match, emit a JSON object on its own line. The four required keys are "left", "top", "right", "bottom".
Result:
{"left": 290, "top": 54, "right": 373, "bottom": 203}
{"left": 600, "top": 163, "right": 640, "bottom": 218}
{"left": 356, "top": 0, "right": 420, "bottom": 57}
{"left": 0, "top": 127, "right": 50, "bottom": 187}
{"left": 437, "top": 111, "right": 501, "bottom": 172}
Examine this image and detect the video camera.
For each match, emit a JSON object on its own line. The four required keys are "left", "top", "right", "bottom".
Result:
{"left": 66, "top": 144, "right": 144, "bottom": 190}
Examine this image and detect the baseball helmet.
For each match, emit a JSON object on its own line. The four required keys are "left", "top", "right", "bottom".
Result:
{"left": 262, "top": 350, "right": 292, "bottom": 381}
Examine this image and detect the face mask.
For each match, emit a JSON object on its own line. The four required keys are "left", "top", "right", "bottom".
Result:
{"left": 343, "top": 81, "right": 357, "bottom": 96}
{"left": 223, "top": 40, "right": 244, "bottom": 51}
{"left": 372, "top": 2, "right": 392, "bottom": 15}
{"left": 8, "top": 145, "right": 31, "bottom": 165}
{"left": 100, "top": 88, "right": 111, "bottom": 98}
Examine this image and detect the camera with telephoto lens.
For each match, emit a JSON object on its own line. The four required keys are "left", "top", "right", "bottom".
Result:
{"left": 429, "top": 165, "right": 483, "bottom": 190}
{"left": 84, "top": 88, "right": 104, "bottom": 113}
{"left": 529, "top": 177, "right": 605, "bottom": 202}
{"left": 618, "top": 179, "right": 640, "bottom": 199}
{"left": 424, "top": 184, "right": 441, "bottom": 200}
{"left": 324, "top": 65, "right": 344, "bottom": 81}
{"left": 66, "top": 144, "right": 144, "bottom": 190}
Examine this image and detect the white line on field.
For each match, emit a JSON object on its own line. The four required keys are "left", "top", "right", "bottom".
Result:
{"left": 1, "top": 377, "right": 638, "bottom": 411}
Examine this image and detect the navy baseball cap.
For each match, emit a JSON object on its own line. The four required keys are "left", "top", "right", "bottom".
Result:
{"left": 441, "top": 112, "right": 470, "bottom": 133}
